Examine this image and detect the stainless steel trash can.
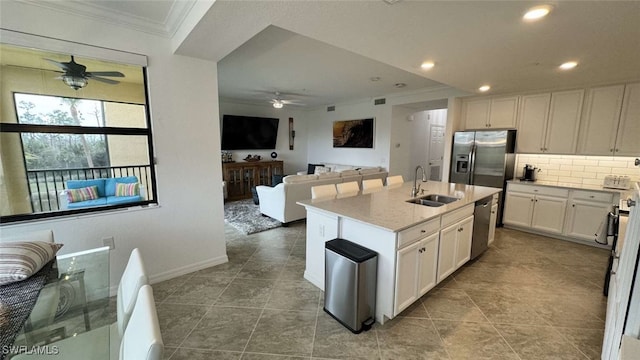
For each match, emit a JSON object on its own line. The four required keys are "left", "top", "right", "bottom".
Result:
{"left": 324, "top": 238, "right": 377, "bottom": 333}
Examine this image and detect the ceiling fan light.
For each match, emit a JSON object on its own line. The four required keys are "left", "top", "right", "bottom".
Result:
{"left": 62, "top": 75, "right": 87, "bottom": 90}
{"left": 273, "top": 101, "right": 284, "bottom": 109}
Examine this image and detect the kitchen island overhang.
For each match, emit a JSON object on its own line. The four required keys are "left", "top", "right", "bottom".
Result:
{"left": 298, "top": 181, "right": 501, "bottom": 324}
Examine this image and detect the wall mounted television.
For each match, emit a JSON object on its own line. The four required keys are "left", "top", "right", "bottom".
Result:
{"left": 221, "top": 115, "right": 279, "bottom": 150}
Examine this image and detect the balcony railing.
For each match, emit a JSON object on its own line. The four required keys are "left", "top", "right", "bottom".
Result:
{"left": 26, "top": 165, "right": 153, "bottom": 212}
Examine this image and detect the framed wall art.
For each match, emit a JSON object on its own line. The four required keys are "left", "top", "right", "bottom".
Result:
{"left": 332, "top": 118, "right": 374, "bottom": 148}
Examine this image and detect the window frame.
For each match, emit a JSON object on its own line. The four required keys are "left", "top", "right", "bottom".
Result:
{"left": 0, "top": 70, "right": 158, "bottom": 224}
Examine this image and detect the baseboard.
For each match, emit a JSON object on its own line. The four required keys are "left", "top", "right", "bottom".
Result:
{"left": 108, "top": 255, "right": 229, "bottom": 296}
{"left": 304, "top": 270, "right": 324, "bottom": 292}
{"left": 502, "top": 224, "right": 611, "bottom": 249}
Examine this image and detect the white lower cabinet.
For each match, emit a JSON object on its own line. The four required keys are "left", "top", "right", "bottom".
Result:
{"left": 565, "top": 191, "right": 615, "bottom": 241}
{"left": 394, "top": 232, "right": 439, "bottom": 316}
{"left": 530, "top": 195, "right": 567, "bottom": 234}
{"left": 437, "top": 215, "right": 474, "bottom": 283}
{"left": 504, "top": 183, "right": 568, "bottom": 234}
{"left": 504, "top": 182, "right": 619, "bottom": 245}
{"left": 503, "top": 192, "right": 535, "bottom": 227}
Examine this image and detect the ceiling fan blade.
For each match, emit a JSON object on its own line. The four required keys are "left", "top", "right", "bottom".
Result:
{"left": 90, "top": 76, "right": 120, "bottom": 85}
{"left": 44, "top": 58, "right": 71, "bottom": 70}
{"left": 86, "top": 71, "right": 125, "bottom": 78}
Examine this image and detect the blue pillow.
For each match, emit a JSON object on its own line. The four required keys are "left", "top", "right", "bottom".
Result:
{"left": 105, "top": 176, "right": 138, "bottom": 197}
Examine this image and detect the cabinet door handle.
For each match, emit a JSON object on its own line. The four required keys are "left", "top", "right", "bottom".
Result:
{"left": 530, "top": 199, "right": 534, "bottom": 202}
{"left": 610, "top": 148, "right": 614, "bottom": 152}
{"left": 572, "top": 204, "right": 575, "bottom": 207}
{"left": 535, "top": 199, "right": 538, "bottom": 202}
{"left": 421, "top": 230, "right": 426, "bottom": 233}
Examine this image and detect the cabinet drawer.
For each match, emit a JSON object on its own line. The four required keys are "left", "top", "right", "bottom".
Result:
{"left": 572, "top": 190, "right": 614, "bottom": 203}
{"left": 398, "top": 218, "right": 439, "bottom": 249}
{"left": 441, "top": 204, "right": 474, "bottom": 228}
{"left": 508, "top": 183, "right": 569, "bottom": 197}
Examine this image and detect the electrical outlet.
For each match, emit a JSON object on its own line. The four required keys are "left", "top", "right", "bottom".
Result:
{"left": 102, "top": 236, "right": 115, "bottom": 250}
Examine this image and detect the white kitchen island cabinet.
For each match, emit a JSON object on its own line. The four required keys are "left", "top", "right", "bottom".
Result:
{"left": 298, "top": 181, "right": 500, "bottom": 324}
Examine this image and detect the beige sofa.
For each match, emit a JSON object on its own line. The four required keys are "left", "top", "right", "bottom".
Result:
{"left": 256, "top": 167, "right": 388, "bottom": 224}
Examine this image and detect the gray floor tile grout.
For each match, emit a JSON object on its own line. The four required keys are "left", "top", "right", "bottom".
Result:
{"left": 157, "top": 224, "right": 607, "bottom": 359}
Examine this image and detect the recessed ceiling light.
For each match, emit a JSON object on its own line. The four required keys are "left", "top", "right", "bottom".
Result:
{"left": 421, "top": 61, "right": 435, "bottom": 70}
{"left": 523, "top": 5, "right": 552, "bottom": 21}
{"left": 370, "top": 76, "right": 381, "bottom": 82}
{"left": 478, "top": 85, "right": 491, "bottom": 92}
{"left": 394, "top": 83, "right": 407, "bottom": 88}
{"left": 559, "top": 61, "right": 578, "bottom": 70}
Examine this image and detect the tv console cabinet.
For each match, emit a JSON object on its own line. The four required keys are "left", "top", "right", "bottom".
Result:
{"left": 222, "top": 160, "right": 284, "bottom": 201}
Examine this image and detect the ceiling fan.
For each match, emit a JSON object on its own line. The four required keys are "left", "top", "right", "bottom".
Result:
{"left": 269, "top": 91, "right": 305, "bottom": 109}
{"left": 44, "top": 56, "right": 125, "bottom": 90}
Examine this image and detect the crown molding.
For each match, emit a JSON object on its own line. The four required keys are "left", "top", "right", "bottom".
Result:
{"left": 19, "top": 0, "right": 197, "bottom": 38}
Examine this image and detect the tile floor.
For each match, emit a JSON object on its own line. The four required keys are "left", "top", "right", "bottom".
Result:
{"left": 154, "top": 222, "right": 610, "bottom": 360}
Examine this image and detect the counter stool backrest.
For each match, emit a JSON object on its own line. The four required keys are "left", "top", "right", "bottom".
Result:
{"left": 386, "top": 175, "right": 404, "bottom": 186}
{"left": 336, "top": 181, "right": 360, "bottom": 194}
{"left": 120, "top": 285, "right": 163, "bottom": 360}
{"left": 311, "top": 184, "right": 337, "bottom": 199}
{"left": 362, "top": 178, "right": 383, "bottom": 190}
{"left": 118, "top": 248, "right": 148, "bottom": 337}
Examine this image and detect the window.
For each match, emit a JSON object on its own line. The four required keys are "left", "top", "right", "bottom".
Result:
{"left": 0, "top": 43, "right": 156, "bottom": 223}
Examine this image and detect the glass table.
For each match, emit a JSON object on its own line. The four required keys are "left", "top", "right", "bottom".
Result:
{"left": 6, "top": 247, "right": 112, "bottom": 359}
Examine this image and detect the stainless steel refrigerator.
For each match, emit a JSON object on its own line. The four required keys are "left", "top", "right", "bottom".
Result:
{"left": 449, "top": 130, "right": 516, "bottom": 225}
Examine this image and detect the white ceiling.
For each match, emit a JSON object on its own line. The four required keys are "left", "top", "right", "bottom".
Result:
{"left": 34, "top": 0, "right": 640, "bottom": 108}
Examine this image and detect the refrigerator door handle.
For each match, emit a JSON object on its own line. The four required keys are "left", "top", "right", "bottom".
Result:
{"left": 469, "top": 143, "right": 477, "bottom": 184}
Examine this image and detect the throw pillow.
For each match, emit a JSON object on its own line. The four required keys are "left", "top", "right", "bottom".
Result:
{"left": 314, "top": 166, "right": 331, "bottom": 175}
{"left": 0, "top": 241, "right": 63, "bottom": 285}
{"left": 307, "top": 163, "right": 324, "bottom": 175}
{"left": 67, "top": 185, "right": 99, "bottom": 203}
{"left": 115, "top": 182, "right": 139, "bottom": 197}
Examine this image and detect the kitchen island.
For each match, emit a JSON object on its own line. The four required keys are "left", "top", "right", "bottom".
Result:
{"left": 297, "top": 181, "right": 501, "bottom": 324}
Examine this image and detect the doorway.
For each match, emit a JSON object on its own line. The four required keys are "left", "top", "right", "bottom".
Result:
{"left": 410, "top": 108, "right": 448, "bottom": 182}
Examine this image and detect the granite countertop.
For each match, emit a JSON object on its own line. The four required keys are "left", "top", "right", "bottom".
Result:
{"left": 297, "top": 181, "right": 501, "bottom": 232}
{"left": 507, "top": 179, "right": 635, "bottom": 196}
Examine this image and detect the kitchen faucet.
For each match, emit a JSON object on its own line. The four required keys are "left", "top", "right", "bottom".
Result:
{"left": 412, "top": 165, "right": 428, "bottom": 197}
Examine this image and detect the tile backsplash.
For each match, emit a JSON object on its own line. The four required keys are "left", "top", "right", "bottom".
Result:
{"left": 515, "top": 155, "right": 640, "bottom": 186}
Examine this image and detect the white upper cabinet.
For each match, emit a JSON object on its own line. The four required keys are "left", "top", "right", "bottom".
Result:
{"left": 490, "top": 96, "right": 520, "bottom": 128}
{"left": 615, "top": 82, "right": 640, "bottom": 156}
{"left": 578, "top": 85, "right": 625, "bottom": 155}
{"left": 545, "top": 90, "right": 584, "bottom": 154}
{"left": 517, "top": 90, "right": 583, "bottom": 154}
{"left": 462, "top": 96, "right": 518, "bottom": 129}
{"left": 517, "top": 93, "right": 550, "bottom": 153}
{"left": 462, "top": 98, "right": 491, "bottom": 129}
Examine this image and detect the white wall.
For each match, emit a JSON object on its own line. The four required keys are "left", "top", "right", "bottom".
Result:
{"left": 219, "top": 101, "right": 308, "bottom": 175}
{"left": 305, "top": 87, "right": 468, "bottom": 177}
{"left": 306, "top": 99, "right": 391, "bottom": 169}
{"left": 0, "top": 2, "right": 226, "bottom": 291}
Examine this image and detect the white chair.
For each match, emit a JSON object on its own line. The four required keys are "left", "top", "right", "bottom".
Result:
{"left": 336, "top": 181, "right": 360, "bottom": 194}
{"left": 14, "top": 248, "right": 148, "bottom": 360}
{"left": 120, "top": 285, "right": 163, "bottom": 360}
{"left": 386, "top": 175, "right": 404, "bottom": 186}
{"left": 117, "top": 248, "right": 149, "bottom": 337}
{"left": 311, "top": 184, "right": 337, "bottom": 199}
{"left": 362, "top": 178, "right": 384, "bottom": 194}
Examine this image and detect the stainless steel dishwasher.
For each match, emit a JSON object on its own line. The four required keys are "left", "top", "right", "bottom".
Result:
{"left": 471, "top": 196, "right": 493, "bottom": 259}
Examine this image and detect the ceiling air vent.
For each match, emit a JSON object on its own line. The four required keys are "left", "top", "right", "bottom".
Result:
{"left": 374, "top": 98, "right": 386, "bottom": 105}
{"left": 327, "top": 105, "right": 335, "bottom": 112}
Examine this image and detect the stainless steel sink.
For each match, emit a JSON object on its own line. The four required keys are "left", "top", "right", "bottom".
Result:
{"left": 406, "top": 198, "right": 445, "bottom": 207}
{"left": 420, "top": 194, "right": 459, "bottom": 204}
{"left": 406, "top": 194, "right": 459, "bottom": 207}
